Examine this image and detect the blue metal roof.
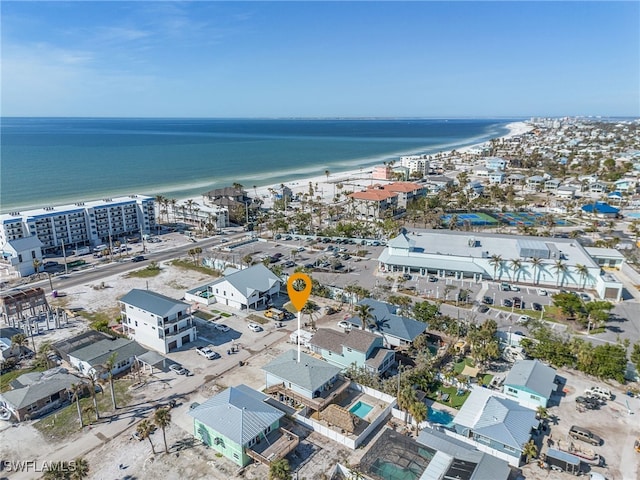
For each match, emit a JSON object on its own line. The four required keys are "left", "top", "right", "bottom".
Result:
{"left": 581, "top": 202, "right": 619, "bottom": 214}
{"left": 349, "top": 298, "right": 427, "bottom": 341}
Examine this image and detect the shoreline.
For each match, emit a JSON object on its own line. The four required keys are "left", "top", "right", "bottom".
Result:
{"left": 175, "top": 120, "right": 533, "bottom": 210}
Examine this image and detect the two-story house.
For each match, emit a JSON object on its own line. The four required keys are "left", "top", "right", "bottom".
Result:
{"left": 346, "top": 298, "right": 427, "bottom": 348}
{"left": 308, "top": 328, "right": 395, "bottom": 375}
{"left": 119, "top": 289, "right": 197, "bottom": 354}
{"left": 450, "top": 387, "right": 540, "bottom": 466}
{"left": 206, "top": 264, "right": 282, "bottom": 310}
{"left": 0, "top": 236, "right": 44, "bottom": 278}
{"left": 189, "top": 384, "right": 298, "bottom": 468}
{"left": 503, "top": 359, "right": 557, "bottom": 409}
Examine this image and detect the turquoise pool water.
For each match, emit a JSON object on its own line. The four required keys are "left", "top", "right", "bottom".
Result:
{"left": 428, "top": 407, "right": 454, "bottom": 426}
{"left": 350, "top": 401, "right": 374, "bottom": 419}
{"left": 627, "top": 212, "right": 640, "bottom": 218}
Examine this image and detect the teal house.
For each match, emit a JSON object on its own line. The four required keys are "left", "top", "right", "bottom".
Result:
{"left": 188, "top": 384, "right": 298, "bottom": 467}
{"left": 503, "top": 359, "right": 557, "bottom": 409}
{"left": 309, "top": 328, "right": 395, "bottom": 375}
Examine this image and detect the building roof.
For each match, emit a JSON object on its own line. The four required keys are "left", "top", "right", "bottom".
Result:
{"left": 454, "top": 388, "right": 538, "bottom": 451}
{"left": 349, "top": 298, "right": 427, "bottom": 342}
{"left": 581, "top": 202, "right": 619, "bottom": 214}
{"left": 120, "top": 289, "right": 189, "bottom": 317}
{"left": 68, "top": 338, "right": 147, "bottom": 367}
{"left": 209, "top": 264, "right": 281, "bottom": 300}
{"left": 262, "top": 350, "right": 341, "bottom": 393}
{"left": 364, "top": 347, "right": 395, "bottom": 371}
{"left": 382, "top": 182, "right": 424, "bottom": 193}
{"left": 386, "top": 231, "right": 415, "bottom": 249}
{"left": 417, "top": 428, "right": 511, "bottom": 480}
{"left": 310, "top": 328, "right": 379, "bottom": 355}
{"left": 52, "top": 331, "right": 113, "bottom": 362}
{"left": 203, "top": 186, "right": 246, "bottom": 198}
{"left": 1, "top": 368, "right": 83, "bottom": 410}
{"left": 504, "top": 359, "right": 556, "bottom": 399}
{"left": 348, "top": 189, "right": 397, "bottom": 202}
{"left": 188, "top": 384, "right": 283, "bottom": 446}
{"left": 6, "top": 236, "right": 43, "bottom": 253}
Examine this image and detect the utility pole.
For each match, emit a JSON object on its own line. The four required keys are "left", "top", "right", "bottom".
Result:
{"left": 61, "top": 242, "right": 68, "bottom": 274}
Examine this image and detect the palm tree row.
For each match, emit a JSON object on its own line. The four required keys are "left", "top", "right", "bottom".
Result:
{"left": 137, "top": 405, "right": 173, "bottom": 455}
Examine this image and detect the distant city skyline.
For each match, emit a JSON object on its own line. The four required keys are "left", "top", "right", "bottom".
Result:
{"left": 2, "top": 1, "right": 638, "bottom": 118}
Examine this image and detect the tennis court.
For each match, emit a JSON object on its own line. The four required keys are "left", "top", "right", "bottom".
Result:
{"left": 441, "top": 212, "right": 498, "bottom": 226}
{"left": 494, "top": 211, "right": 569, "bottom": 226}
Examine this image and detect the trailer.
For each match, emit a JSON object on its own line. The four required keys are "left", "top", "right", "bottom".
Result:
{"left": 541, "top": 448, "right": 582, "bottom": 475}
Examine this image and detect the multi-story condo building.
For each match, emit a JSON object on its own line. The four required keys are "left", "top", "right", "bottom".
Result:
{"left": 399, "top": 155, "right": 430, "bottom": 177}
{"left": 119, "top": 289, "right": 197, "bottom": 354}
{"left": 0, "top": 195, "right": 156, "bottom": 253}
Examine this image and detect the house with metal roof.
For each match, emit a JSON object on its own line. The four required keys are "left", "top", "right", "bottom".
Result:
{"left": 0, "top": 236, "right": 44, "bottom": 278}
{"left": 346, "top": 298, "right": 427, "bottom": 348}
{"left": 417, "top": 427, "right": 511, "bottom": 480}
{"left": 503, "top": 359, "right": 557, "bottom": 409}
{"left": 68, "top": 337, "right": 148, "bottom": 378}
{"left": 205, "top": 264, "right": 282, "bottom": 310}
{"left": 262, "top": 350, "right": 349, "bottom": 412}
{"left": 189, "top": 384, "right": 298, "bottom": 467}
{"left": 451, "top": 387, "right": 539, "bottom": 466}
{"left": 308, "top": 328, "right": 395, "bottom": 375}
{"left": 581, "top": 201, "right": 619, "bottom": 218}
{"left": 0, "top": 367, "right": 86, "bottom": 421}
{"left": 119, "top": 289, "right": 197, "bottom": 353}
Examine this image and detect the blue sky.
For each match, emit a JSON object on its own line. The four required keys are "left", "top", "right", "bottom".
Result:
{"left": 2, "top": 1, "right": 638, "bottom": 118}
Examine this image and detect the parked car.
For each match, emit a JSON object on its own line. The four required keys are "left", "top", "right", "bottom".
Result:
{"left": 537, "top": 288, "right": 548, "bottom": 296}
{"left": 428, "top": 276, "right": 438, "bottom": 282}
{"left": 580, "top": 293, "right": 592, "bottom": 302}
{"left": 214, "top": 323, "right": 230, "bottom": 332}
{"left": 532, "top": 302, "right": 543, "bottom": 311}
{"left": 402, "top": 273, "right": 412, "bottom": 280}
{"left": 131, "top": 255, "right": 145, "bottom": 263}
{"left": 482, "top": 296, "right": 493, "bottom": 305}
{"left": 501, "top": 282, "right": 511, "bottom": 291}
{"left": 569, "top": 425, "right": 602, "bottom": 446}
{"left": 283, "top": 260, "right": 295, "bottom": 268}
{"left": 575, "top": 396, "right": 600, "bottom": 410}
{"left": 337, "top": 320, "right": 352, "bottom": 330}
{"left": 517, "top": 315, "right": 532, "bottom": 324}
{"left": 196, "top": 346, "right": 220, "bottom": 360}
{"left": 169, "top": 364, "right": 188, "bottom": 375}
{"left": 509, "top": 285, "right": 521, "bottom": 292}
{"left": 584, "top": 386, "right": 614, "bottom": 401}
{"left": 478, "top": 305, "right": 490, "bottom": 313}
{"left": 248, "top": 323, "right": 263, "bottom": 332}
{"left": 502, "top": 299, "right": 513, "bottom": 307}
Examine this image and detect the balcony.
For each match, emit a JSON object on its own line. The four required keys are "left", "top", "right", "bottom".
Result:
{"left": 246, "top": 425, "right": 299, "bottom": 466}
{"left": 165, "top": 324, "right": 195, "bottom": 338}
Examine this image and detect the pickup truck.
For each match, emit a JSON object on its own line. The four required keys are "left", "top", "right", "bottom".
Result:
{"left": 196, "top": 346, "right": 220, "bottom": 360}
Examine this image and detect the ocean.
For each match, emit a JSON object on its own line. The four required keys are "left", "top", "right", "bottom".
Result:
{"left": 0, "top": 117, "right": 515, "bottom": 213}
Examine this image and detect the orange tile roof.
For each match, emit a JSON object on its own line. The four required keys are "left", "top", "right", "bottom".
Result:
{"left": 348, "top": 190, "right": 397, "bottom": 201}
{"left": 382, "top": 182, "right": 423, "bottom": 193}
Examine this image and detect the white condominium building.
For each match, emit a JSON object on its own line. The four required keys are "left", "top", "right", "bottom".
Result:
{"left": 0, "top": 195, "right": 156, "bottom": 253}
{"left": 399, "top": 155, "right": 430, "bottom": 177}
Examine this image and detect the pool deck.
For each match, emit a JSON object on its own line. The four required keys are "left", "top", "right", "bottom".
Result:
{"left": 424, "top": 397, "right": 458, "bottom": 416}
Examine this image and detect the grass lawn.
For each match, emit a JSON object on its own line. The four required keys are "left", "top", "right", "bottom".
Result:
{"left": 0, "top": 366, "right": 46, "bottom": 393}
{"left": 194, "top": 311, "right": 214, "bottom": 320}
{"left": 481, "top": 374, "right": 494, "bottom": 386}
{"left": 453, "top": 357, "right": 475, "bottom": 375}
{"left": 126, "top": 266, "right": 162, "bottom": 278}
{"left": 220, "top": 312, "right": 232, "bottom": 318}
{"left": 34, "top": 378, "right": 134, "bottom": 441}
{"left": 426, "top": 384, "right": 470, "bottom": 409}
{"left": 247, "top": 314, "right": 268, "bottom": 325}
{"left": 170, "top": 259, "right": 220, "bottom": 276}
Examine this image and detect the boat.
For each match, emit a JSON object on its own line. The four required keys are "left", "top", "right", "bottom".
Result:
{"left": 556, "top": 439, "right": 601, "bottom": 465}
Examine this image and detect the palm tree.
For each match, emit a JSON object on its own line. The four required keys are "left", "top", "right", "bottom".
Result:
{"left": 530, "top": 257, "right": 543, "bottom": 285}
{"left": 489, "top": 254, "right": 503, "bottom": 281}
{"left": 397, "top": 386, "right": 417, "bottom": 426}
{"left": 70, "top": 457, "right": 90, "bottom": 480}
{"left": 70, "top": 383, "right": 85, "bottom": 428}
{"left": 509, "top": 259, "right": 522, "bottom": 282}
{"left": 553, "top": 260, "right": 568, "bottom": 287}
{"left": 522, "top": 439, "right": 538, "bottom": 463}
{"left": 154, "top": 407, "right": 172, "bottom": 454}
{"left": 137, "top": 419, "right": 157, "bottom": 454}
{"left": 269, "top": 458, "right": 292, "bottom": 480}
{"left": 354, "top": 303, "right": 376, "bottom": 331}
{"left": 83, "top": 371, "right": 100, "bottom": 421}
{"left": 101, "top": 352, "right": 118, "bottom": 410}
{"left": 10, "top": 333, "right": 28, "bottom": 353}
{"left": 574, "top": 263, "right": 590, "bottom": 289}
{"left": 408, "top": 401, "right": 427, "bottom": 435}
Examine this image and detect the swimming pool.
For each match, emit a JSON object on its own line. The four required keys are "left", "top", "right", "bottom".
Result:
{"left": 350, "top": 401, "right": 373, "bottom": 419}
{"left": 428, "top": 407, "right": 454, "bottom": 426}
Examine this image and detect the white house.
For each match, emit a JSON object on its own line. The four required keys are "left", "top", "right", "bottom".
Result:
{"left": 206, "top": 264, "right": 282, "bottom": 310}
{"left": 0, "top": 236, "right": 44, "bottom": 278}
{"left": 119, "top": 289, "right": 197, "bottom": 354}
{"left": 503, "top": 359, "right": 557, "bottom": 409}
{"left": 67, "top": 337, "right": 147, "bottom": 378}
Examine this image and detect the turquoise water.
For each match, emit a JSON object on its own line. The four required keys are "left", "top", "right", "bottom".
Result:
{"left": 627, "top": 212, "right": 640, "bottom": 218}
{"left": 349, "top": 401, "right": 373, "bottom": 419}
{"left": 428, "top": 406, "right": 454, "bottom": 426}
{"left": 1, "top": 117, "right": 513, "bottom": 212}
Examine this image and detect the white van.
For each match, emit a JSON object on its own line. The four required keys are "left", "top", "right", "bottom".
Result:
{"left": 93, "top": 244, "right": 108, "bottom": 253}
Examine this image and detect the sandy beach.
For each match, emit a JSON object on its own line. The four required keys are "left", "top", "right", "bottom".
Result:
{"left": 175, "top": 120, "right": 533, "bottom": 212}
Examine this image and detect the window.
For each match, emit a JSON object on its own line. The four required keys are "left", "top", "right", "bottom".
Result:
{"left": 31, "top": 251, "right": 36, "bottom": 259}
{"left": 503, "top": 444, "right": 517, "bottom": 453}
{"left": 233, "top": 453, "right": 239, "bottom": 459}
{"left": 18, "top": 254, "right": 22, "bottom": 262}
{"left": 530, "top": 394, "right": 539, "bottom": 401}
{"left": 506, "top": 387, "right": 518, "bottom": 395}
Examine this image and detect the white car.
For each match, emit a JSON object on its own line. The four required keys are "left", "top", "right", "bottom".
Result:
{"left": 517, "top": 315, "right": 532, "bottom": 324}
{"left": 196, "top": 346, "right": 220, "bottom": 360}
{"left": 537, "top": 288, "right": 548, "bottom": 296}
{"left": 214, "top": 324, "right": 230, "bottom": 332}
{"left": 585, "top": 386, "right": 613, "bottom": 401}
{"left": 337, "top": 320, "right": 352, "bottom": 330}
{"left": 248, "top": 323, "right": 263, "bottom": 332}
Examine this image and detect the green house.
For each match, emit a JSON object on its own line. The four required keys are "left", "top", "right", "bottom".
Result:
{"left": 189, "top": 384, "right": 291, "bottom": 467}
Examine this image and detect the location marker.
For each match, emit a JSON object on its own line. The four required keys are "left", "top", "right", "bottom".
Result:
{"left": 287, "top": 273, "right": 312, "bottom": 311}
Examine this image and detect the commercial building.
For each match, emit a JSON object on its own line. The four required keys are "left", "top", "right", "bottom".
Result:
{"left": 119, "top": 289, "right": 197, "bottom": 354}
{"left": 0, "top": 195, "right": 156, "bottom": 253}
{"left": 400, "top": 155, "right": 430, "bottom": 177}
{"left": 378, "top": 230, "right": 623, "bottom": 300}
